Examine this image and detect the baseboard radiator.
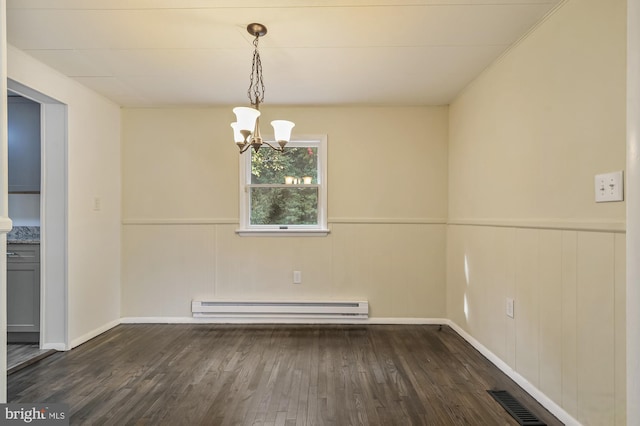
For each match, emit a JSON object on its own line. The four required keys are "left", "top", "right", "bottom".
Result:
{"left": 191, "top": 300, "right": 369, "bottom": 320}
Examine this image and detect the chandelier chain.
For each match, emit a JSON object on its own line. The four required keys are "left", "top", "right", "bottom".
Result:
{"left": 247, "top": 35, "right": 265, "bottom": 107}
{"left": 232, "top": 23, "right": 293, "bottom": 154}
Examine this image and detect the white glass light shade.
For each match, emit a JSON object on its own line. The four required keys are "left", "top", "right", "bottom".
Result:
{"left": 271, "top": 120, "right": 295, "bottom": 142}
{"left": 230, "top": 123, "right": 244, "bottom": 143}
{"left": 233, "top": 107, "right": 261, "bottom": 132}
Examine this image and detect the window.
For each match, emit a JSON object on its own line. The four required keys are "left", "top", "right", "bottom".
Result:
{"left": 238, "top": 136, "right": 328, "bottom": 235}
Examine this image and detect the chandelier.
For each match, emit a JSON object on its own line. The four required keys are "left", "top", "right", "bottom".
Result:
{"left": 231, "top": 23, "right": 295, "bottom": 154}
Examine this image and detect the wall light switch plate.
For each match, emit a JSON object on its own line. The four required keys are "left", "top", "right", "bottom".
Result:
{"left": 506, "top": 298, "right": 514, "bottom": 319}
{"left": 595, "top": 171, "right": 624, "bottom": 202}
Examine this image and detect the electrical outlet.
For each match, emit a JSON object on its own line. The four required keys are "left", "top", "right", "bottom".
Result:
{"left": 93, "top": 197, "right": 101, "bottom": 211}
{"left": 506, "top": 298, "right": 514, "bottom": 318}
{"left": 293, "top": 271, "right": 302, "bottom": 284}
{"left": 595, "top": 171, "right": 624, "bottom": 202}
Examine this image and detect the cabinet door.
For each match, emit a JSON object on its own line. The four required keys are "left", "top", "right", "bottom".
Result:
{"left": 8, "top": 97, "right": 41, "bottom": 193}
{"left": 7, "top": 262, "right": 40, "bottom": 332}
{"left": 6, "top": 244, "right": 40, "bottom": 263}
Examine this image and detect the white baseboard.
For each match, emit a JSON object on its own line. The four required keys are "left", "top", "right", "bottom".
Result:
{"left": 446, "top": 320, "right": 581, "bottom": 426}
{"left": 367, "top": 317, "right": 448, "bottom": 324}
{"left": 41, "top": 343, "right": 67, "bottom": 351}
{"left": 121, "top": 316, "right": 198, "bottom": 324}
{"left": 69, "top": 319, "right": 121, "bottom": 349}
{"left": 119, "top": 316, "right": 450, "bottom": 325}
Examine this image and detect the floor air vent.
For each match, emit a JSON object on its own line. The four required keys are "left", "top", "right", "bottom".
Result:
{"left": 487, "top": 390, "right": 546, "bottom": 426}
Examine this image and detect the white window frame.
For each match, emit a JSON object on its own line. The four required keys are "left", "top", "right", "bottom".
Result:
{"left": 237, "top": 134, "right": 329, "bottom": 236}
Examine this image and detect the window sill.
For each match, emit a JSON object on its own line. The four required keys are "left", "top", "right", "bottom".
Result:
{"left": 236, "top": 228, "right": 330, "bottom": 237}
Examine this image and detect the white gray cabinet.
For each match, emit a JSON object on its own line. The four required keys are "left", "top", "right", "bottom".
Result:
{"left": 8, "top": 96, "right": 41, "bottom": 194}
{"left": 7, "top": 244, "right": 40, "bottom": 340}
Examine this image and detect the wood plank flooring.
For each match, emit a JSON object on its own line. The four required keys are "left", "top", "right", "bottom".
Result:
{"left": 8, "top": 324, "right": 562, "bottom": 425}
{"left": 7, "top": 344, "right": 57, "bottom": 375}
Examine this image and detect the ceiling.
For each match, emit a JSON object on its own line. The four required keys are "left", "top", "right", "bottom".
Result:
{"left": 6, "top": 0, "right": 563, "bottom": 107}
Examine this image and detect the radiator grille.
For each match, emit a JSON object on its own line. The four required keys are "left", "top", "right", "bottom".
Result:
{"left": 487, "top": 390, "right": 546, "bottom": 426}
{"left": 191, "top": 300, "right": 369, "bottom": 319}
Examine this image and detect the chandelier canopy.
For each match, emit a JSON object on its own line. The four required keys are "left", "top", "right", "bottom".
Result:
{"left": 231, "top": 23, "right": 295, "bottom": 154}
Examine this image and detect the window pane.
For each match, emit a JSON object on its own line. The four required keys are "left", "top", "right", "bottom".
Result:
{"left": 251, "top": 147, "right": 318, "bottom": 184}
{"left": 250, "top": 187, "right": 318, "bottom": 225}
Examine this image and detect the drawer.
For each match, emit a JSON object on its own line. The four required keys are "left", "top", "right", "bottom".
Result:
{"left": 7, "top": 244, "right": 40, "bottom": 263}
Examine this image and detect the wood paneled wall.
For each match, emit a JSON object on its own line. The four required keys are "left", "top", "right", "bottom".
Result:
{"left": 447, "top": 225, "right": 626, "bottom": 425}
{"left": 121, "top": 223, "right": 447, "bottom": 319}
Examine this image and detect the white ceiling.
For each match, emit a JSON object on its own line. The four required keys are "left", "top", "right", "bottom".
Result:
{"left": 6, "top": 0, "right": 563, "bottom": 107}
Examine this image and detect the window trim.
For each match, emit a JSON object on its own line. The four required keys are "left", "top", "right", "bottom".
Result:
{"left": 237, "top": 134, "right": 329, "bottom": 236}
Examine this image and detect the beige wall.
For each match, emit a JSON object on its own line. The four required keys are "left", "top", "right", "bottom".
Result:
{"left": 8, "top": 45, "right": 122, "bottom": 347}
{"left": 449, "top": 0, "right": 626, "bottom": 225}
{"left": 121, "top": 106, "right": 448, "bottom": 318}
{"left": 448, "top": 0, "right": 626, "bottom": 424}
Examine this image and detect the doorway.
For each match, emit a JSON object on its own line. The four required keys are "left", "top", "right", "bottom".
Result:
{"left": 5, "top": 91, "right": 47, "bottom": 371}
{"left": 6, "top": 80, "right": 68, "bottom": 360}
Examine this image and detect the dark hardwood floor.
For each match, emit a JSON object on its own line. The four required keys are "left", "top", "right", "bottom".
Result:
{"left": 7, "top": 344, "right": 57, "bottom": 375}
{"left": 8, "top": 324, "right": 562, "bottom": 425}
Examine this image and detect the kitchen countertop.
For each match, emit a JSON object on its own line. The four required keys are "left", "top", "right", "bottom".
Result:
{"left": 7, "top": 226, "right": 40, "bottom": 244}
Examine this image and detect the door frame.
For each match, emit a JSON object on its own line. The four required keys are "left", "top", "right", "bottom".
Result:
{"left": 7, "top": 79, "right": 68, "bottom": 352}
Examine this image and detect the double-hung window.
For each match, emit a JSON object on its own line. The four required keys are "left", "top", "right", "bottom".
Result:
{"left": 238, "top": 136, "right": 328, "bottom": 235}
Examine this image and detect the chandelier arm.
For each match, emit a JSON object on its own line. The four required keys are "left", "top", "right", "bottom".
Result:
{"left": 261, "top": 140, "right": 285, "bottom": 152}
